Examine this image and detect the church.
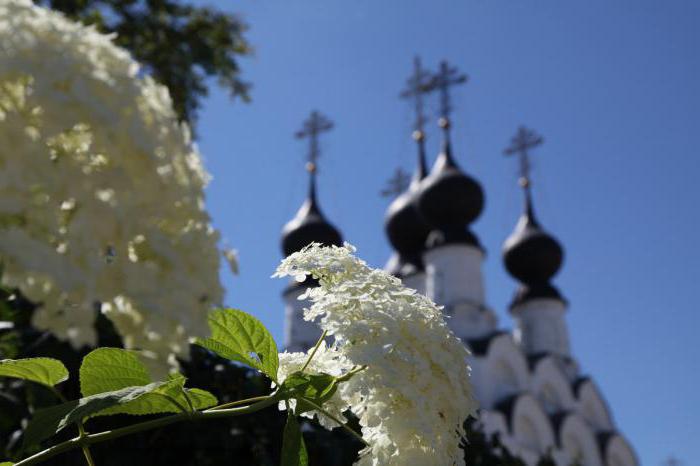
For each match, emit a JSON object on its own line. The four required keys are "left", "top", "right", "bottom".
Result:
{"left": 278, "top": 58, "right": 638, "bottom": 466}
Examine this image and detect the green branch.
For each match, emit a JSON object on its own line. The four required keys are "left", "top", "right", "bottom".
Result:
{"left": 300, "top": 330, "right": 328, "bottom": 373}
{"left": 298, "top": 397, "right": 369, "bottom": 448}
{"left": 13, "top": 395, "right": 280, "bottom": 466}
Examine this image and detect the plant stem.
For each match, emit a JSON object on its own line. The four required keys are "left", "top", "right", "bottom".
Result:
{"left": 208, "top": 394, "right": 272, "bottom": 411}
{"left": 300, "top": 330, "right": 328, "bottom": 373}
{"left": 180, "top": 388, "right": 195, "bottom": 413}
{"left": 13, "top": 396, "right": 281, "bottom": 466}
{"left": 336, "top": 365, "right": 367, "bottom": 383}
{"left": 77, "top": 424, "right": 96, "bottom": 466}
{"left": 299, "top": 397, "right": 370, "bottom": 447}
{"left": 160, "top": 393, "right": 189, "bottom": 414}
{"left": 80, "top": 444, "right": 96, "bottom": 466}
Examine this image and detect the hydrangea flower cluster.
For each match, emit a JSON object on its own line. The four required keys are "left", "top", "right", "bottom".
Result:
{"left": 0, "top": 0, "right": 229, "bottom": 372}
{"left": 277, "top": 341, "right": 354, "bottom": 430}
{"left": 275, "top": 243, "right": 478, "bottom": 466}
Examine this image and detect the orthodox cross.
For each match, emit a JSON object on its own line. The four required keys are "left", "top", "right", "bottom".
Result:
{"left": 430, "top": 60, "right": 468, "bottom": 127}
{"left": 399, "top": 56, "right": 433, "bottom": 140}
{"left": 503, "top": 126, "right": 544, "bottom": 188}
{"left": 295, "top": 110, "right": 334, "bottom": 173}
{"left": 380, "top": 167, "right": 411, "bottom": 198}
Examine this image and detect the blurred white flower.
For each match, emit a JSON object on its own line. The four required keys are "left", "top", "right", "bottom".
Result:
{"left": 274, "top": 243, "right": 478, "bottom": 466}
{"left": 0, "top": 0, "right": 227, "bottom": 373}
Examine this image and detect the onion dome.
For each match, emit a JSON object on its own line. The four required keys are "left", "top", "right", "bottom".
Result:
{"left": 503, "top": 186, "right": 564, "bottom": 306}
{"left": 281, "top": 164, "right": 342, "bottom": 257}
{"left": 416, "top": 121, "right": 484, "bottom": 248}
{"left": 384, "top": 134, "right": 432, "bottom": 274}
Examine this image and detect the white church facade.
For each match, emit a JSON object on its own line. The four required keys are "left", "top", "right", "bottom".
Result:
{"left": 278, "top": 59, "right": 638, "bottom": 466}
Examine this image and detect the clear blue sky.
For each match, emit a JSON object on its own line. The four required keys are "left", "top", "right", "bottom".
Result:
{"left": 193, "top": 1, "right": 699, "bottom": 463}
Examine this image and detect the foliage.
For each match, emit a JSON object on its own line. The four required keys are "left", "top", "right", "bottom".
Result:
{"left": 0, "top": 300, "right": 568, "bottom": 466}
{"left": 195, "top": 309, "right": 279, "bottom": 383}
{"left": 0, "top": 358, "right": 68, "bottom": 388}
{"left": 37, "top": 0, "right": 251, "bottom": 128}
{"left": 0, "top": 308, "right": 365, "bottom": 466}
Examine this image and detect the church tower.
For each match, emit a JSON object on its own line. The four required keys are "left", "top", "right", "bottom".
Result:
{"left": 384, "top": 57, "right": 432, "bottom": 293}
{"left": 415, "top": 61, "right": 497, "bottom": 340}
{"left": 279, "top": 64, "right": 638, "bottom": 466}
{"left": 280, "top": 111, "right": 343, "bottom": 351}
{"left": 502, "top": 126, "right": 573, "bottom": 372}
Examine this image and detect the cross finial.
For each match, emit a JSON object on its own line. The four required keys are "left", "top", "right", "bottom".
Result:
{"left": 400, "top": 56, "right": 433, "bottom": 141}
{"left": 504, "top": 126, "right": 544, "bottom": 189}
{"left": 380, "top": 167, "right": 411, "bottom": 198}
{"left": 430, "top": 60, "right": 468, "bottom": 129}
{"left": 295, "top": 110, "right": 334, "bottom": 173}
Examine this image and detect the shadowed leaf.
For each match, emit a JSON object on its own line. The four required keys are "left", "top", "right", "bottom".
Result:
{"left": 24, "top": 382, "right": 168, "bottom": 447}
{"left": 0, "top": 358, "right": 68, "bottom": 387}
{"left": 281, "top": 412, "right": 308, "bottom": 466}
{"left": 80, "top": 348, "right": 217, "bottom": 416}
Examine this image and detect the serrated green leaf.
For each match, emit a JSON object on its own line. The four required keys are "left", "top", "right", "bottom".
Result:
{"left": 80, "top": 348, "right": 150, "bottom": 396}
{"left": 79, "top": 348, "right": 215, "bottom": 416}
{"left": 24, "top": 382, "right": 167, "bottom": 447}
{"left": 281, "top": 412, "right": 308, "bottom": 466}
{"left": 185, "top": 388, "right": 218, "bottom": 410}
{"left": 195, "top": 308, "right": 279, "bottom": 382}
{"left": 281, "top": 372, "right": 338, "bottom": 415}
{"left": 0, "top": 358, "right": 68, "bottom": 387}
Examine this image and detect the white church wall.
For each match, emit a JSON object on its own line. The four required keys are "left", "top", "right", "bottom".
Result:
{"left": 511, "top": 297, "right": 570, "bottom": 357}
{"left": 558, "top": 414, "right": 603, "bottom": 466}
{"left": 423, "top": 243, "right": 497, "bottom": 340}
{"left": 283, "top": 284, "right": 321, "bottom": 352}
{"left": 510, "top": 394, "right": 556, "bottom": 461}
{"left": 424, "top": 243, "right": 485, "bottom": 305}
{"left": 401, "top": 271, "right": 426, "bottom": 295}
{"left": 604, "top": 436, "right": 639, "bottom": 466}
{"left": 531, "top": 357, "right": 576, "bottom": 414}
{"left": 480, "top": 335, "right": 531, "bottom": 407}
{"left": 575, "top": 379, "right": 614, "bottom": 432}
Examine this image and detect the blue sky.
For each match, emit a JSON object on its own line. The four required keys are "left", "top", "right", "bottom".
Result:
{"left": 193, "top": 1, "right": 699, "bottom": 463}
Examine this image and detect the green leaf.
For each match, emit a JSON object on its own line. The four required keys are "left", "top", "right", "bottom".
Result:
{"left": 281, "top": 412, "right": 308, "bottom": 466}
{"left": 1, "top": 461, "right": 15, "bottom": 465}
{"left": 80, "top": 348, "right": 150, "bottom": 396}
{"left": 24, "top": 382, "right": 167, "bottom": 447}
{"left": 185, "top": 388, "right": 218, "bottom": 410}
{"left": 79, "top": 348, "right": 216, "bottom": 416}
{"left": 0, "top": 358, "right": 68, "bottom": 387}
{"left": 280, "top": 372, "right": 338, "bottom": 415}
{"left": 195, "top": 308, "right": 279, "bottom": 382}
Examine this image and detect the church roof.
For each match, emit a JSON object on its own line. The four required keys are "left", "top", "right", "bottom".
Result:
{"left": 502, "top": 127, "right": 565, "bottom": 308}
{"left": 466, "top": 330, "right": 506, "bottom": 356}
{"left": 281, "top": 111, "right": 343, "bottom": 258}
{"left": 280, "top": 172, "right": 342, "bottom": 258}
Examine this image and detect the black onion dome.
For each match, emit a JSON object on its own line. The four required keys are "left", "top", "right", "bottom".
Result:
{"left": 385, "top": 188, "right": 431, "bottom": 256}
{"left": 416, "top": 142, "right": 484, "bottom": 247}
{"left": 503, "top": 192, "right": 564, "bottom": 306}
{"left": 384, "top": 145, "right": 431, "bottom": 262}
{"left": 281, "top": 173, "right": 342, "bottom": 257}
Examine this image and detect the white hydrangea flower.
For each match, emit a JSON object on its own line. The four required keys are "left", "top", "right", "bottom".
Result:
{"left": 0, "top": 0, "right": 229, "bottom": 374}
{"left": 274, "top": 243, "right": 478, "bottom": 466}
{"left": 277, "top": 341, "right": 354, "bottom": 430}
